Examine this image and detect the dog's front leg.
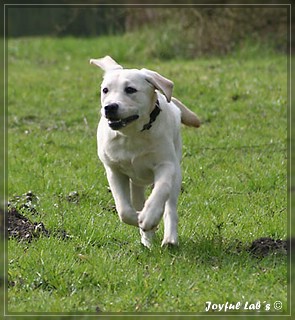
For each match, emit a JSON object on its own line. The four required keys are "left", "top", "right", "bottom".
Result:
{"left": 162, "top": 164, "right": 181, "bottom": 246}
{"left": 105, "top": 167, "right": 138, "bottom": 226}
{"left": 138, "top": 162, "right": 176, "bottom": 232}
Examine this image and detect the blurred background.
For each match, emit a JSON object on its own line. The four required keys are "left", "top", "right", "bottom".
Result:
{"left": 5, "top": 3, "right": 290, "bottom": 59}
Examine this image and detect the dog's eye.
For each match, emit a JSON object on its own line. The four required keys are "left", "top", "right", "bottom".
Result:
{"left": 102, "top": 88, "right": 109, "bottom": 94}
{"left": 125, "top": 87, "right": 137, "bottom": 94}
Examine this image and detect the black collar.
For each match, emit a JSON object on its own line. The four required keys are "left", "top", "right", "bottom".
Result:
{"left": 141, "top": 100, "right": 161, "bottom": 132}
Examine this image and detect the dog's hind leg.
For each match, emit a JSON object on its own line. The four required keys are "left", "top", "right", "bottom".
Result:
{"left": 130, "top": 181, "right": 145, "bottom": 211}
{"left": 131, "top": 181, "right": 155, "bottom": 248}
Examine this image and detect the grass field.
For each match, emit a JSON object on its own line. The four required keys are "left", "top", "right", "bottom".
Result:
{"left": 6, "top": 36, "right": 288, "bottom": 316}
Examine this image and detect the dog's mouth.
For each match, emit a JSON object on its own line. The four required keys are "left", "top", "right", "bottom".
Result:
{"left": 107, "top": 114, "right": 139, "bottom": 130}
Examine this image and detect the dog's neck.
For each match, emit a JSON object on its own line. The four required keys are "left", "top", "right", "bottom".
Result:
{"left": 141, "top": 99, "right": 161, "bottom": 132}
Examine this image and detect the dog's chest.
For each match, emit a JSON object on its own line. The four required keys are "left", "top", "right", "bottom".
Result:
{"left": 99, "top": 134, "right": 154, "bottom": 185}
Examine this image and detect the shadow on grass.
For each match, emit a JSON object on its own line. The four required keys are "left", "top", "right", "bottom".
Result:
{"left": 163, "top": 235, "right": 288, "bottom": 267}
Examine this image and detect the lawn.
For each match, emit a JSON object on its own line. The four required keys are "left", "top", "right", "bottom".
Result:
{"left": 6, "top": 36, "right": 288, "bottom": 316}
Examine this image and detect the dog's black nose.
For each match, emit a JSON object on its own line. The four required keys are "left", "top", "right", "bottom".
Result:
{"left": 104, "top": 103, "right": 119, "bottom": 117}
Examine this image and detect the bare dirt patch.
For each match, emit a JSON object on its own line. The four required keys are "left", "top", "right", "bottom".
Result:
{"left": 7, "top": 191, "right": 70, "bottom": 242}
{"left": 8, "top": 207, "right": 49, "bottom": 242}
{"left": 248, "top": 237, "right": 288, "bottom": 258}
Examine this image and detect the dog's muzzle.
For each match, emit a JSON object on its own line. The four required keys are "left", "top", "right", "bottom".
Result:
{"left": 108, "top": 114, "right": 139, "bottom": 130}
{"left": 104, "top": 103, "right": 139, "bottom": 130}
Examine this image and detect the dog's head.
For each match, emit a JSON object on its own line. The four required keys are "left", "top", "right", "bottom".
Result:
{"left": 90, "top": 56, "right": 173, "bottom": 131}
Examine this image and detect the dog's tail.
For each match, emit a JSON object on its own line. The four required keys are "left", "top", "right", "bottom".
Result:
{"left": 172, "top": 97, "right": 201, "bottom": 128}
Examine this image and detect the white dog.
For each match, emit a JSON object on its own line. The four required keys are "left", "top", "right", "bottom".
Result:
{"left": 90, "top": 56, "right": 200, "bottom": 248}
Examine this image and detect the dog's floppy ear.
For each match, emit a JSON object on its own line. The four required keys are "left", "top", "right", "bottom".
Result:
{"left": 141, "top": 68, "right": 174, "bottom": 102}
{"left": 89, "top": 55, "right": 123, "bottom": 72}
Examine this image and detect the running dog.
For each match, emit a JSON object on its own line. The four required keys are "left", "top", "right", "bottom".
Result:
{"left": 90, "top": 56, "right": 200, "bottom": 247}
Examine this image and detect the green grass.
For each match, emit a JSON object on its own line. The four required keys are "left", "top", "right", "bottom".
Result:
{"left": 7, "top": 36, "right": 288, "bottom": 315}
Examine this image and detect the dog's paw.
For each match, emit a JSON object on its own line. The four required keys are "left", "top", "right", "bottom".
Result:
{"left": 140, "top": 229, "right": 155, "bottom": 249}
{"left": 161, "top": 235, "right": 179, "bottom": 247}
{"left": 138, "top": 212, "right": 161, "bottom": 232}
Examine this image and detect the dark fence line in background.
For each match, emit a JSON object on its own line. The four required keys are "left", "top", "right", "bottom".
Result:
{"left": 5, "top": 5, "right": 289, "bottom": 55}
{"left": 6, "top": 7, "right": 126, "bottom": 37}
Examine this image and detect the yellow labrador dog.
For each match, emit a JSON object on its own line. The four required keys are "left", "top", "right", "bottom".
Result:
{"left": 90, "top": 56, "right": 200, "bottom": 248}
